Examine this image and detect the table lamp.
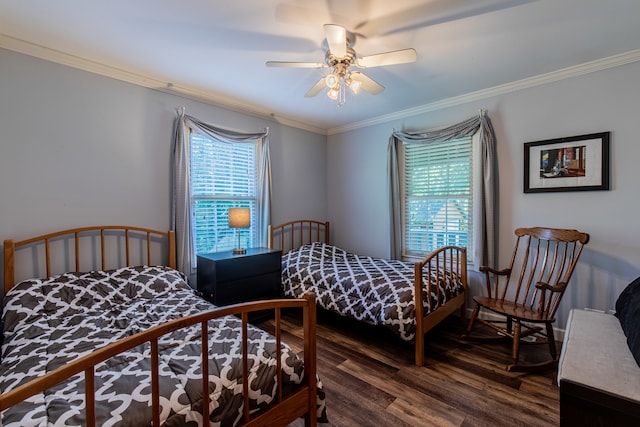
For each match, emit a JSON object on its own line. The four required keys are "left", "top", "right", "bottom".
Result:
{"left": 228, "top": 208, "right": 250, "bottom": 254}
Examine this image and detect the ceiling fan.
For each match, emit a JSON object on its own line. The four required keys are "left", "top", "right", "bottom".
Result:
{"left": 266, "top": 24, "right": 416, "bottom": 106}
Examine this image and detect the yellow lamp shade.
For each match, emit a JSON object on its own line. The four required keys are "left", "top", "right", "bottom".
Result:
{"left": 228, "top": 208, "right": 251, "bottom": 228}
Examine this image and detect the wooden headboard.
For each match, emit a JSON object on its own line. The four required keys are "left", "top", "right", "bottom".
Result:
{"left": 3, "top": 225, "right": 176, "bottom": 293}
{"left": 268, "top": 220, "right": 330, "bottom": 254}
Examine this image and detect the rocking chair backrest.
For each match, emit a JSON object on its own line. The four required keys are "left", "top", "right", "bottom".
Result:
{"left": 498, "top": 227, "right": 589, "bottom": 320}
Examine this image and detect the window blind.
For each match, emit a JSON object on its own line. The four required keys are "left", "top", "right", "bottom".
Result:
{"left": 403, "top": 137, "right": 473, "bottom": 257}
{"left": 190, "top": 132, "right": 257, "bottom": 255}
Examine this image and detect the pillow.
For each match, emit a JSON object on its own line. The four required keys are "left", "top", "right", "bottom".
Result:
{"left": 615, "top": 276, "right": 640, "bottom": 367}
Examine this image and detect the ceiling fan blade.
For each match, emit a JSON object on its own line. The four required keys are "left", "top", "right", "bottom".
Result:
{"left": 275, "top": 3, "right": 324, "bottom": 25}
{"left": 356, "top": 0, "right": 535, "bottom": 36}
{"left": 305, "top": 78, "right": 327, "bottom": 97}
{"left": 356, "top": 48, "right": 417, "bottom": 68}
{"left": 324, "top": 24, "right": 347, "bottom": 58}
{"left": 266, "top": 61, "right": 326, "bottom": 68}
{"left": 275, "top": 3, "right": 352, "bottom": 29}
{"left": 350, "top": 72, "right": 384, "bottom": 95}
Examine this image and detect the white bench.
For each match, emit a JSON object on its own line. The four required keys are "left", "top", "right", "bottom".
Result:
{"left": 558, "top": 309, "right": 640, "bottom": 426}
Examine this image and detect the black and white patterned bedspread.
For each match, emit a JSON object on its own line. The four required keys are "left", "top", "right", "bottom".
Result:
{"left": 0, "top": 265, "right": 327, "bottom": 426}
{"left": 282, "top": 243, "right": 464, "bottom": 341}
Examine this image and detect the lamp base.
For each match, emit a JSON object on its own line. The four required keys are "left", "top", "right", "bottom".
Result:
{"left": 232, "top": 248, "right": 246, "bottom": 255}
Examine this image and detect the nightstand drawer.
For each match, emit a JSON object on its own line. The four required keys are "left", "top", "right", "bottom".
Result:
{"left": 212, "top": 271, "right": 282, "bottom": 306}
{"left": 213, "top": 251, "right": 280, "bottom": 282}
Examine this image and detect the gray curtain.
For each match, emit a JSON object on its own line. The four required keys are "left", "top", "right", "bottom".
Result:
{"left": 171, "top": 110, "right": 271, "bottom": 277}
{"left": 387, "top": 110, "right": 497, "bottom": 269}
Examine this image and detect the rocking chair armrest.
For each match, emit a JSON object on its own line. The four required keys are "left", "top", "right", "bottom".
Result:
{"left": 480, "top": 266, "right": 511, "bottom": 276}
{"left": 535, "top": 281, "right": 568, "bottom": 293}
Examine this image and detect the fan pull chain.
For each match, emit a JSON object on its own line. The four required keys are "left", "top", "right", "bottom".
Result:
{"left": 338, "top": 76, "right": 346, "bottom": 107}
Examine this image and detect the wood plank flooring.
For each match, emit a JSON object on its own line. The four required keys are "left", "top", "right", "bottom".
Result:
{"left": 255, "top": 309, "right": 560, "bottom": 427}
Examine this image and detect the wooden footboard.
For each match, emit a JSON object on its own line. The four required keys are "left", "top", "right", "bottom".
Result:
{"left": 269, "top": 220, "right": 330, "bottom": 254}
{"left": 414, "top": 246, "right": 467, "bottom": 366}
{"left": 0, "top": 294, "right": 319, "bottom": 427}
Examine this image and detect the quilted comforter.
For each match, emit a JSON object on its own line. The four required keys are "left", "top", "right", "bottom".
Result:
{"left": 0, "top": 265, "right": 327, "bottom": 426}
{"left": 282, "top": 243, "right": 465, "bottom": 341}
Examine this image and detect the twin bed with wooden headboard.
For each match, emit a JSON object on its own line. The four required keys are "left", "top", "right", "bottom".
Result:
{"left": 0, "top": 225, "right": 326, "bottom": 426}
{"left": 269, "top": 219, "right": 468, "bottom": 366}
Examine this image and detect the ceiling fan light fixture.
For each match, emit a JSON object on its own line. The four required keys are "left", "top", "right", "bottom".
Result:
{"left": 346, "top": 77, "right": 362, "bottom": 95}
{"left": 325, "top": 73, "right": 339, "bottom": 89}
{"left": 327, "top": 86, "right": 339, "bottom": 100}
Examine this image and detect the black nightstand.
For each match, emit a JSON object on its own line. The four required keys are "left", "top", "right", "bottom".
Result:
{"left": 196, "top": 247, "right": 282, "bottom": 311}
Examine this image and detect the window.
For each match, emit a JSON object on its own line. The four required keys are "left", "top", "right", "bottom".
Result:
{"left": 190, "top": 130, "right": 257, "bottom": 255}
{"left": 401, "top": 136, "right": 473, "bottom": 258}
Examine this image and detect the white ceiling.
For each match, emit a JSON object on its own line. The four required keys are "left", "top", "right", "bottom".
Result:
{"left": 2, "top": 0, "right": 640, "bottom": 134}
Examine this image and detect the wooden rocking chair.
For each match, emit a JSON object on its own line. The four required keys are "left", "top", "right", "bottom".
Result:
{"left": 462, "top": 227, "right": 589, "bottom": 372}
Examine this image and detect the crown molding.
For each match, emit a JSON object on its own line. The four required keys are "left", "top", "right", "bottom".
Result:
{"left": 157, "top": 85, "right": 327, "bottom": 136}
{"left": 0, "top": 34, "right": 327, "bottom": 136}
{"left": 3, "top": 33, "right": 639, "bottom": 137}
{"left": 328, "top": 49, "right": 640, "bottom": 135}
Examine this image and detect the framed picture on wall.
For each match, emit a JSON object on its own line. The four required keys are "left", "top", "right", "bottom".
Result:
{"left": 524, "top": 132, "right": 610, "bottom": 193}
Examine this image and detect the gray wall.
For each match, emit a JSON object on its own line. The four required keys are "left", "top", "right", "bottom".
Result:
{"left": 0, "top": 48, "right": 327, "bottom": 289}
{"left": 327, "top": 60, "right": 640, "bottom": 329}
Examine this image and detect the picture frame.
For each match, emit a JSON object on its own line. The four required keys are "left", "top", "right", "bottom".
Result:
{"left": 524, "top": 132, "right": 610, "bottom": 193}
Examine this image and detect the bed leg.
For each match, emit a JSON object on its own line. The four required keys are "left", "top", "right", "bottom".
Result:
{"left": 413, "top": 262, "right": 425, "bottom": 366}
{"left": 415, "top": 332, "right": 424, "bottom": 366}
{"left": 304, "top": 412, "right": 315, "bottom": 427}
{"left": 459, "top": 303, "right": 467, "bottom": 329}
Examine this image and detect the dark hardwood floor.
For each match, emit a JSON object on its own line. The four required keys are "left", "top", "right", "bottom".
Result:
{"left": 256, "top": 309, "right": 560, "bottom": 427}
